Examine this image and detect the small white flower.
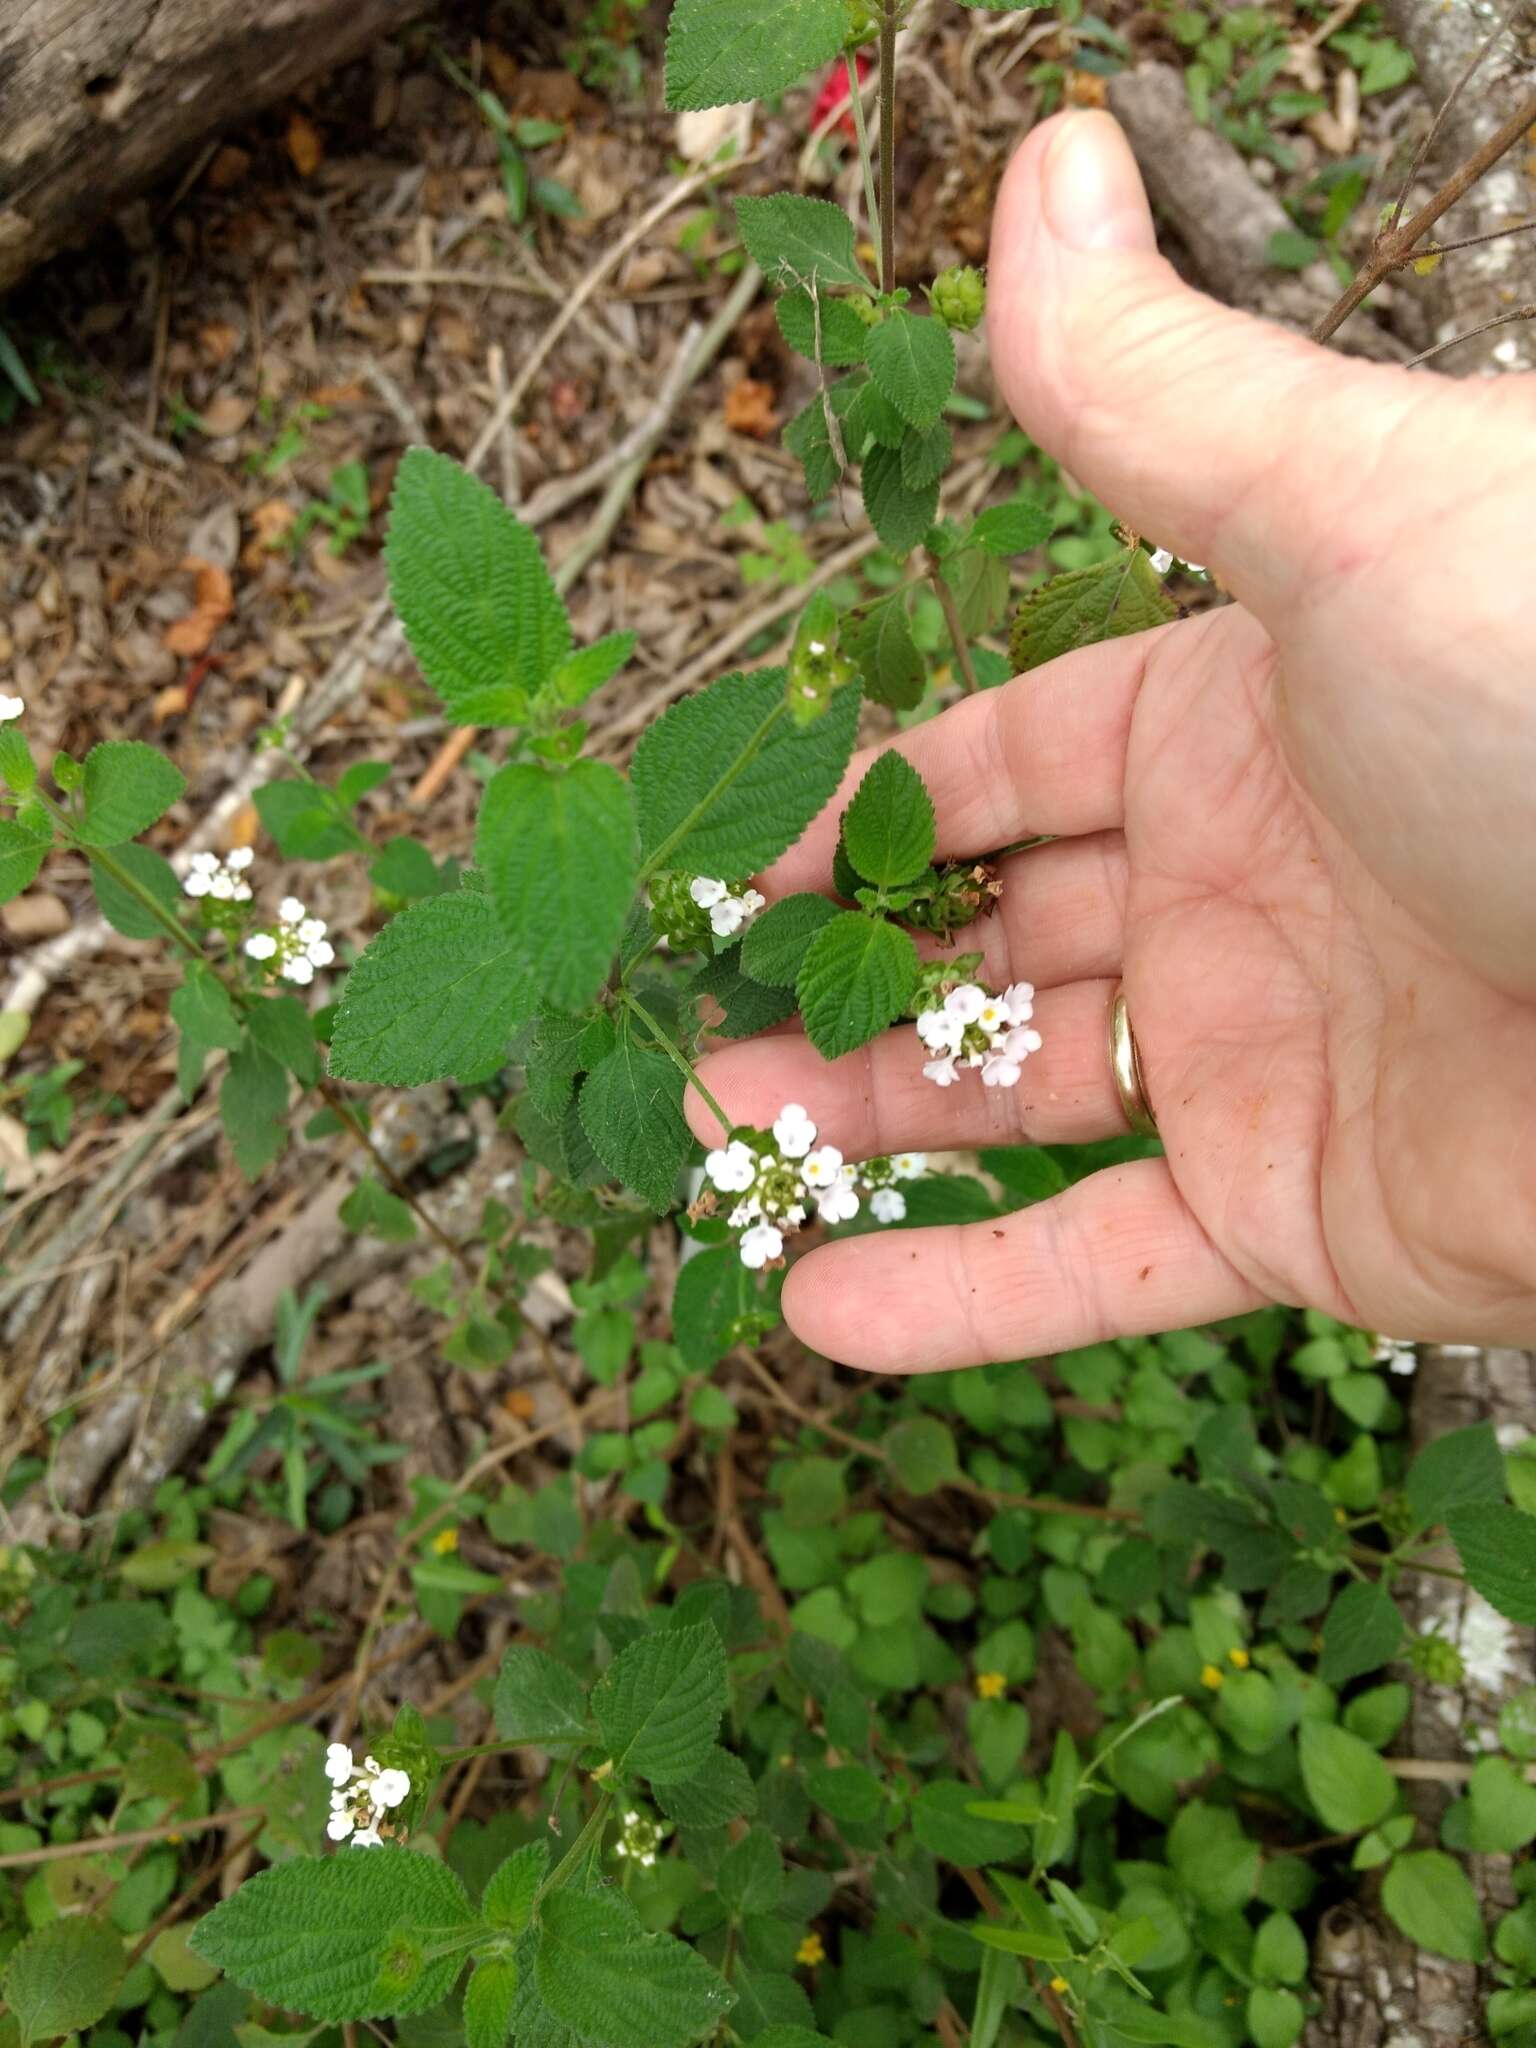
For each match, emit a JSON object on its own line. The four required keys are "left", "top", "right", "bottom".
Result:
{"left": 369, "top": 1767, "right": 411, "bottom": 1810}
{"left": 943, "top": 983, "right": 986, "bottom": 1024}
{"left": 0, "top": 694, "right": 24, "bottom": 722}
{"left": 739, "top": 888, "right": 765, "bottom": 918}
{"left": 709, "top": 897, "right": 746, "bottom": 937}
{"left": 245, "top": 932, "right": 278, "bottom": 961}
{"left": 977, "top": 999, "right": 1007, "bottom": 1034}
{"left": 324, "top": 1742, "right": 356, "bottom": 1787}
{"left": 283, "top": 955, "right": 316, "bottom": 987}
{"left": 892, "top": 1152, "right": 926, "bottom": 1180}
{"left": 1497, "top": 1423, "right": 1529, "bottom": 1451}
{"left": 640, "top": 1851, "right": 656, "bottom": 1868}
{"left": 327, "top": 1811, "right": 355, "bottom": 1841}
{"left": 1000, "top": 1024, "right": 1042, "bottom": 1062}
{"left": 1458, "top": 1596, "right": 1519, "bottom": 1693}
{"left": 352, "top": 1826, "right": 384, "bottom": 1849}
{"left": 689, "top": 876, "right": 728, "bottom": 909}
{"left": 1149, "top": 548, "right": 1174, "bottom": 575}
{"left": 625, "top": 1810, "right": 640, "bottom": 1825}
{"left": 1001, "top": 982, "right": 1036, "bottom": 1026}
{"left": 1373, "top": 1335, "right": 1417, "bottom": 1376}
{"left": 916, "top": 1008, "right": 963, "bottom": 1052}
{"left": 923, "top": 1054, "right": 961, "bottom": 1087}
{"left": 706, "top": 1141, "right": 757, "bottom": 1194}
{"left": 870, "top": 1187, "right": 906, "bottom": 1224}
{"left": 279, "top": 896, "right": 307, "bottom": 925}
{"left": 739, "top": 1221, "right": 784, "bottom": 1269}
{"left": 308, "top": 939, "right": 335, "bottom": 968}
{"left": 815, "top": 1178, "right": 860, "bottom": 1225}
{"left": 227, "top": 846, "right": 254, "bottom": 872}
{"left": 802, "top": 1145, "right": 844, "bottom": 1188}
{"left": 982, "top": 1053, "right": 1025, "bottom": 1088}
{"left": 727, "top": 1200, "right": 757, "bottom": 1228}
{"left": 773, "top": 1104, "right": 817, "bottom": 1159}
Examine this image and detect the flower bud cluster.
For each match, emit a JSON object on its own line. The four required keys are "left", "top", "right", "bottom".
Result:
{"left": 614, "top": 1807, "right": 668, "bottom": 1868}
{"left": 702, "top": 1103, "right": 925, "bottom": 1268}
{"left": 927, "top": 264, "right": 986, "bottom": 333}
{"left": 689, "top": 875, "right": 766, "bottom": 940}
{"left": 915, "top": 979, "right": 1041, "bottom": 1089}
{"left": 324, "top": 1743, "right": 411, "bottom": 1848}
{"left": 245, "top": 896, "right": 335, "bottom": 986}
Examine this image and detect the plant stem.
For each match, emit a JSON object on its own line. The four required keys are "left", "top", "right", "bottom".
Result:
{"left": 878, "top": 1, "right": 898, "bottom": 297}
{"left": 929, "top": 563, "right": 980, "bottom": 695}
{"left": 316, "top": 1075, "right": 476, "bottom": 1278}
{"left": 622, "top": 988, "right": 732, "bottom": 1137}
{"left": 50, "top": 817, "right": 204, "bottom": 965}
{"left": 538, "top": 1788, "right": 613, "bottom": 1901}
{"left": 846, "top": 54, "right": 883, "bottom": 290}
{"left": 635, "top": 700, "right": 788, "bottom": 885}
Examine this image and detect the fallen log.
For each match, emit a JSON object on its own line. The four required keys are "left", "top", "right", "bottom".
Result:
{"left": 0, "top": 0, "right": 428, "bottom": 298}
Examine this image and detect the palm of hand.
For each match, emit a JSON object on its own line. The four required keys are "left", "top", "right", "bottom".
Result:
{"left": 1123, "top": 603, "right": 1536, "bottom": 1345}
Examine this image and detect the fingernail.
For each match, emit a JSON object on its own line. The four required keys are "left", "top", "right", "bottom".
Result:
{"left": 1041, "top": 112, "right": 1154, "bottom": 255}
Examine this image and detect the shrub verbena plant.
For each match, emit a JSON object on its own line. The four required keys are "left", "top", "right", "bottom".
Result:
{"left": 3, "top": 4, "right": 1536, "bottom": 2047}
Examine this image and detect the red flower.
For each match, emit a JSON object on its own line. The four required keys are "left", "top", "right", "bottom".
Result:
{"left": 809, "top": 52, "right": 873, "bottom": 142}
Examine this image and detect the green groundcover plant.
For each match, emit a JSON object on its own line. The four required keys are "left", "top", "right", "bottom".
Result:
{"left": 3, "top": 3, "right": 1536, "bottom": 2046}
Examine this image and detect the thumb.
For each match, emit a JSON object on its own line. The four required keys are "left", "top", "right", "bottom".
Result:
{"left": 987, "top": 111, "right": 1420, "bottom": 612}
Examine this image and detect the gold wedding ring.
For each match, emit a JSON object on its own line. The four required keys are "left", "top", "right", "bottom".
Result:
{"left": 1109, "top": 984, "right": 1158, "bottom": 1138}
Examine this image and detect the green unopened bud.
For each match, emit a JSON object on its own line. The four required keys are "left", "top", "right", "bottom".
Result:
{"left": 843, "top": 0, "right": 882, "bottom": 48}
{"left": 900, "top": 860, "right": 1002, "bottom": 939}
{"left": 846, "top": 292, "right": 882, "bottom": 328}
{"left": 1407, "top": 1631, "right": 1464, "bottom": 1685}
{"left": 908, "top": 952, "right": 985, "bottom": 1017}
{"left": 928, "top": 265, "right": 987, "bottom": 333}
{"left": 52, "top": 751, "right": 83, "bottom": 794}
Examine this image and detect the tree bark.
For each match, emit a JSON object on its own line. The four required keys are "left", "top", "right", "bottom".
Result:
{"left": 0, "top": 0, "right": 429, "bottom": 298}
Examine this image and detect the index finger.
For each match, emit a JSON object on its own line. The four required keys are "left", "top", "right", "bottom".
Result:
{"left": 761, "top": 627, "right": 1160, "bottom": 900}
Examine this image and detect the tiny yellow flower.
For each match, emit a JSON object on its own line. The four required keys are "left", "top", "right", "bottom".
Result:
{"left": 796, "top": 1932, "right": 825, "bottom": 1969}
{"left": 975, "top": 1670, "right": 1007, "bottom": 1701}
{"left": 1413, "top": 248, "right": 1443, "bottom": 276}
{"left": 1200, "top": 1663, "right": 1225, "bottom": 1690}
{"left": 431, "top": 1526, "right": 459, "bottom": 1556}
{"left": 1228, "top": 1646, "right": 1250, "bottom": 1669}
{"left": 1049, "top": 1976, "right": 1069, "bottom": 1995}
{"left": 1334, "top": 1507, "right": 1349, "bottom": 1525}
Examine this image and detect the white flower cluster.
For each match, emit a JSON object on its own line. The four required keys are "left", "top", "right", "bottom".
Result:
{"left": 1149, "top": 548, "right": 1207, "bottom": 577}
{"left": 703, "top": 1103, "right": 924, "bottom": 1268}
{"left": 614, "top": 1807, "right": 665, "bottom": 1868}
{"left": 324, "top": 1743, "right": 411, "bottom": 1848}
{"left": 0, "top": 694, "right": 23, "bottom": 723}
{"left": 1372, "top": 1334, "right": 1418, "bottom": 1378}
{"left": 689, "top": 875, "right": 766, "bottom": 940}
{"left": 916, "top": 981, "right": 1041, "bottom": 1089}
{"left": 1458, "top": 1596, "right": 1519, "bottom": 1695}
{"left": 183, "top": 847, "right": 254, "bottom": 903}
{"left": 246, "top": 896, "right": 335, "bottom": 986}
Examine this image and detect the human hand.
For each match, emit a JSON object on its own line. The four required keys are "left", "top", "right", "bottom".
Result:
{"left": 686, "top": 110, "right": 1536, "bottom": 1371}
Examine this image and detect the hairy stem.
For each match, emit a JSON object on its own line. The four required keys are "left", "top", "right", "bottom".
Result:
{"left": 538, "top": 1787, "right": 613, "bottom": 1900}
{"left": 846, "top": 53, "right": 883, "bottom": 289}
{"left": 635, "top": 700, "right": 788, "bottom": 884}
{"left": 622, "top": 988, "right": 732, "bottom": 1137}
{"left": 878, "top": 1, "right": 898, "bottom": 296}
{"left": 929, "top": 562, "right": 980, "bottom": 695}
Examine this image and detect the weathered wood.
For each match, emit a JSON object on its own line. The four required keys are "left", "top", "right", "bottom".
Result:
{"left": 0, "top": 0, "right": 428, "bottom": 297}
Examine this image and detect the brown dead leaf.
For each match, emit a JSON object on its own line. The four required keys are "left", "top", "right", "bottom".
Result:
{"left": 724, "top": 377, "right": 778, "bottom": 439}
{"left": 1, "top": 892, "right": 68, "bottom": 941}
{"left": 483, "top": 44, "right": 521, "bottom": 100}
{"left": 153, "top": 684, "right": 190, "bottom": 723}
{"left": 503, "top": 1389, "right": 538, "bottom": 1421}
{"left": 163, "top": 557, "right": 235, "bottom": 658}
{"left": 1066, "top": 70, "right": 1107, "bottom": 108}
{"left": 309, "top": 380, "right": 366, "bottom": 405}
{"left": 199, "top": 391, "right": 254, "bottom": 438}
{"left": 206, "top": 144, "right": 252, "bottom": 191}
{"left": 286, "top": 111, "right": 325, "bottom": 178}
{"left": 198, "top": 321, "right": 242, "bottom": 366}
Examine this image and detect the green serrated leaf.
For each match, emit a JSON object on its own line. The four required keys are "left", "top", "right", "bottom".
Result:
{"left": 386, "top": 447, "right": 570, "bottom": 725}
{"left": 475, "top": 760, "right": 636, "bottom": 1013}
{"left": 1297, "top": 1721, "right": 1395, "bottom": 1833}
{"left": 784, "top": 395, "right": 841, "bottom": 504}
{"left": 655, "top": 1746, "right": 758, "bottom": 1828}
{"left": 1009, "top": 548, "right": 1176, "bottom": 671}
{"left": 89, "top": 844, "right": 182, "bottom": 938}
{"left": 593, "top": 1621, "right": 727, "bottom": 1784}
{"left": 1405, "top": 1421, "right": 1505, "bottom": 1529}
{"left": 740, "top": 893, "right": 840, "bottom": 986}
{"left": 846, "top": 591, "right": 925, "bottom": 710}
{"left": 220, "top": 1040, "right": 289, "bottom": 1178}
{"left": 465, "top": 1959, "right": 521, "bottom": 2048}
{"left": 969, "top": 499, "right": 1053, "bottom": 556}
{"left": 246, "top": 992, "right": 321, "bottom": 1085}
{"left": 77, "top": 741, "right": 187, "bottom": 847}
{"left": 861, "top": 443, "right": 939, "bottom": 558}
{"left": 901, "top": 420, "right": 952, "bottom": 491}
{"left": 865, "top": 310, "right": 956, "bottom": 431}
{"left": 483, "top": 1842, "right": 548, "bottom": 1934}
{"left": 329, "top": 892, "right": 537, "bottom": 1086}
{"left": 632, "top": 667, "right": 859, "bottom": 878}
{"left": 734, "top": 193, "right": 870, "bottom": 292}
{"left": 1448, "top": 1501, "right": 1536, "bottom": 1624}
{"left": 0, "top": 817, "right": 50, "bottom": 904}
{"left": 493, "top": 1647, "right": 590, "bottom": 1747}
{"left": 672, "top": 1243, "right": 780, "bottom": 1371}
{"left": 1317, "top": 1581, "right": 1403, "bottom": 1685}
{"left": 719, "top": 1827, "right": 783, "bottom": 1915}
{"left": 536, "top": 1889, "right": 736, "bottom": 2048}
{"left": 796, "top": 911, "right": 918, "bottom": 1058}
{"left": 189, "top": 1852, "right": 477, "bottom": 2023}
{"left": 840, "top": 751, "right": 935, "bottom": 887}
{"left": 339, "top": 1175, "right": 419, "bottom": 1244}
{"left": 690, "top": 951, "right": 799, "bottom": 1039}
{"left": 550, "top": 631, "right": 636, "bottom": 707}
{"left": 578, "top": 1041, "right": 691, "bottom": 1210}
{"left": 4, "top": 1916, "right": 125, "bottom": 2047}
{"left": 776, "top": 292, "right": 869, "bottom": 367}
{"left": 885, "top": 1415, "right": 961, "bottom": 1494}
